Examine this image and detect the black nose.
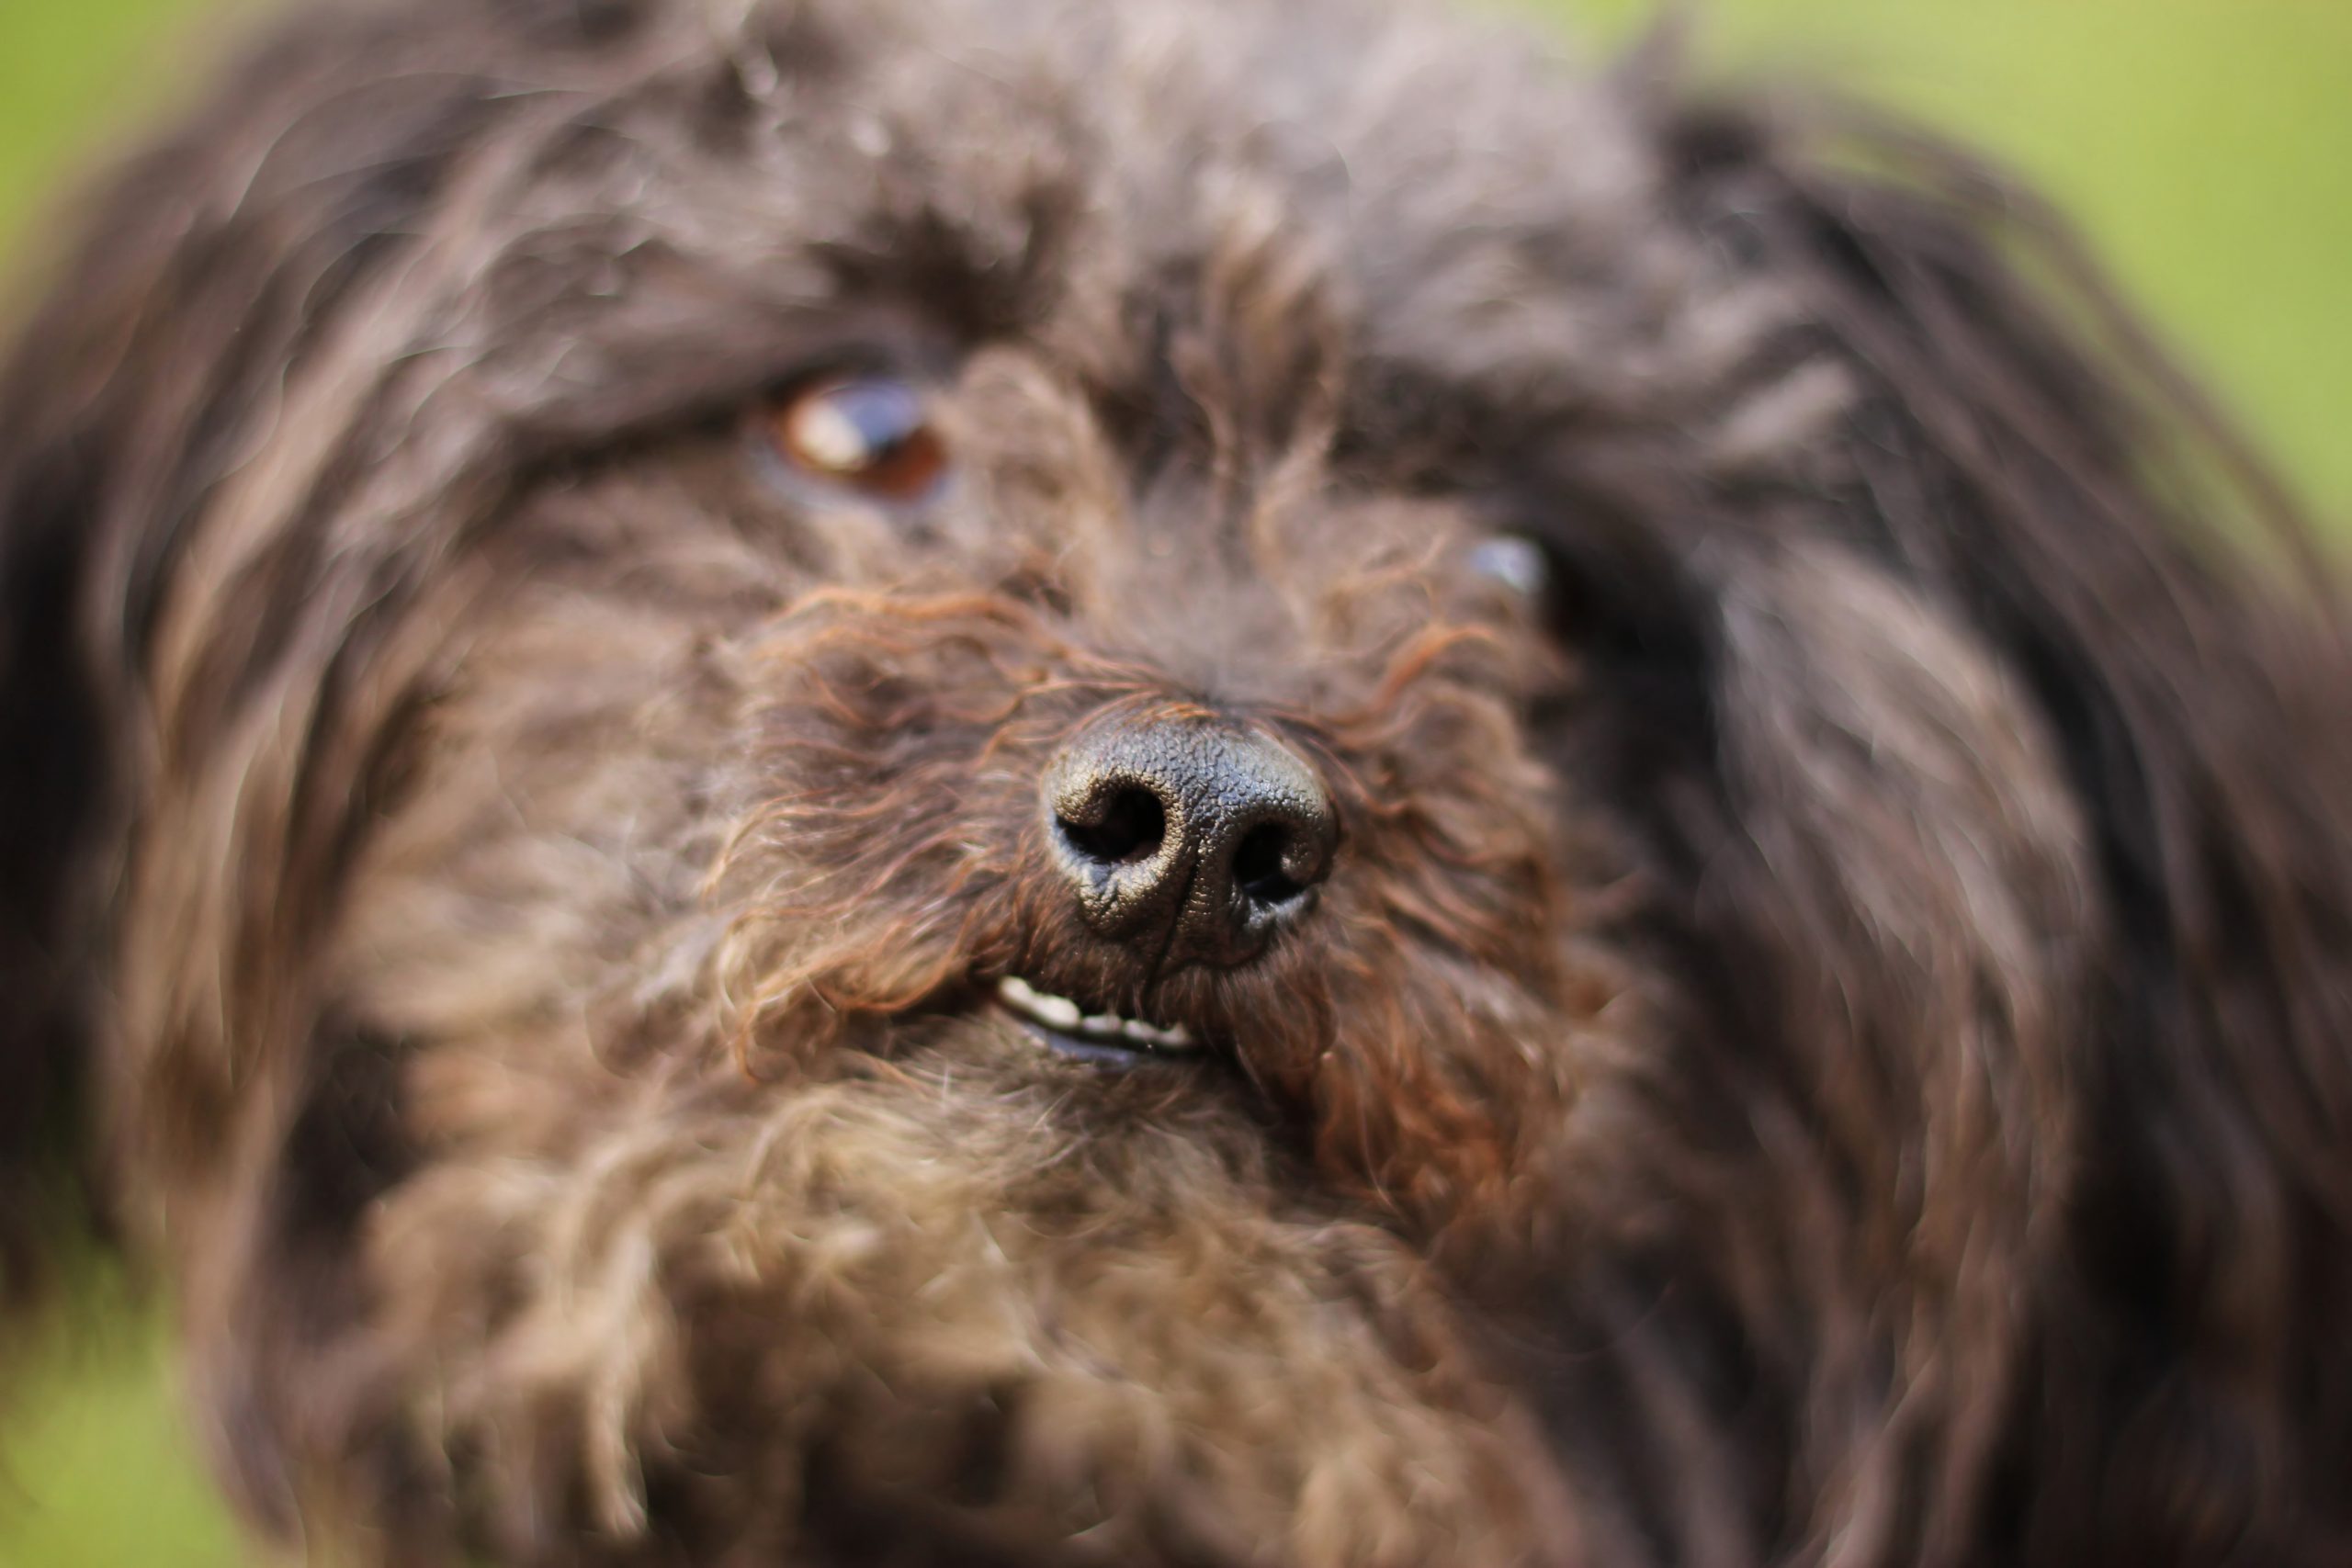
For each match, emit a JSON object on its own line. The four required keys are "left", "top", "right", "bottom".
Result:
{"left": 1044, "top": 714, "right": 1338, "bottom": 970}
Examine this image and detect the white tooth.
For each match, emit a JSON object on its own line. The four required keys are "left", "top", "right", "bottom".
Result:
{"left": 1000, "top": 977, "right": 1199, "bottom": 1053}
{"left": 997, "top": 976, "right": 1082, "bottom": 1030}
{"left": 1122, "top": 1019, "right": 1195, "bottom": 1050}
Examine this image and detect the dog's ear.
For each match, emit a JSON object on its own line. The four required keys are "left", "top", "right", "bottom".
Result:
{"left": 0, "top": 330, "right": 119, "bottom": 1310}
{"left": 0, "top": 11, "right": 526, "bottom": 1316}
{"left": 1653, "top": 89, "right": 2352, "bottom": 1548}
{"left": 0, "top": 141, "right": 209, "bottom": 1310}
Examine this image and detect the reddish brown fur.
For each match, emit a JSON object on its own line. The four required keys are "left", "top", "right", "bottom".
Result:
{"left": 2, "top": 0, "right": 2350, "bottom": 1564}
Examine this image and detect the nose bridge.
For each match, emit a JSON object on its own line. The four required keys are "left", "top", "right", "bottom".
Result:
{"left": 1043, "top": 708, "right": 1337, "bottom": 975}
{"left": 1083, "top": 493, "right": 1313, "bottom": 703}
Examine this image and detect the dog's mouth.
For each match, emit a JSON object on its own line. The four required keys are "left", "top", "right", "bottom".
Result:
{"left": 994, "top": 975, "right": 1201, "bottom": 1066}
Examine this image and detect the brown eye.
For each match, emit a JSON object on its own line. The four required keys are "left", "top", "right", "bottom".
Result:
{"left": 763, "top": 374, "right": 950, "bottom": 505}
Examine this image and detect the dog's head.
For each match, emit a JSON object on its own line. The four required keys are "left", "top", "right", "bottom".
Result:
{"left": 5, "top": 0, "right": 2351, "bottom": 1563}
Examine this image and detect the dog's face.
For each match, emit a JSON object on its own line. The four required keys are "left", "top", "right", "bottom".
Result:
{"left": 6, "top": 0, "right": 2351, "bottom": 1564}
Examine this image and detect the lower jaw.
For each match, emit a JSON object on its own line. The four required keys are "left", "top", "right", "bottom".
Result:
{"left": 1012, "top": 1018, "right": 1165, "bottom": 1067}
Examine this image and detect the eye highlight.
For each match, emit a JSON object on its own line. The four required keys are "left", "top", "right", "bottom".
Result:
{"left": 760, "top": 374, "right": 951, "bottom": 506}
{"left": 1466, "top": 534, "right": 1551, "bottom": 600}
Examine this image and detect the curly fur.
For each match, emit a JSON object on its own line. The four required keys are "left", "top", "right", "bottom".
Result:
{"left": 3, "top": 0, "right": 2350, "bottom": 1563}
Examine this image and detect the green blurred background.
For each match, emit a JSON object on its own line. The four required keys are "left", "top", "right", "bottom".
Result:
{"left": 0, "top": 1, "right": 2345, "bottom": 1563}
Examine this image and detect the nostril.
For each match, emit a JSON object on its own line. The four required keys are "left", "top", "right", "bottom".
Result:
{"left": 1043, "top": 716, "right": 1334, "bottom": 963}
{"left": 1057, "top": 784, "right": 1166, "bottom": 867}
{"left": 1231, "top": 822, "right": 1306, "bottom": 907}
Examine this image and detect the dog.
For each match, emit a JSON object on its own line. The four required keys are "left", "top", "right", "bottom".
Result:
{"left": 3, "top": 0, "right": 2349, "bottom": 1562}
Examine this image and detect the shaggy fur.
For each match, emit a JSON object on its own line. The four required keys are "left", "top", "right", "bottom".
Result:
{"left": 3, "top": 0, "right": 2350, "bottom": 1562}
